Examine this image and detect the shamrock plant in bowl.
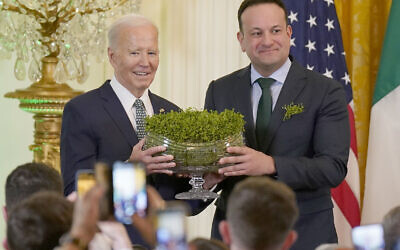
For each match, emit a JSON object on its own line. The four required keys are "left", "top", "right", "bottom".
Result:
{"left": 144, "top": 108, "right": 245, "bottom": 168}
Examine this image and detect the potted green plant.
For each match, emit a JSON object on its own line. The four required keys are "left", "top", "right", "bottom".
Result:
{"left": 144, "top": 108, "right": 245, "bottom": 167}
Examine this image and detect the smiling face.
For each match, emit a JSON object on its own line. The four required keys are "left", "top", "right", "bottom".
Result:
{"left": 237, "top": 3, "right": 292, "bottom": 77}
{"left": 108, "top": 23, "right": 159, "bottom": 98}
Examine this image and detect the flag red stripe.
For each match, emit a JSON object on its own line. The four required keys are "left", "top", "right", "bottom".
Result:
{"left": 347, "top": 105, "right": 358, "bottom": 158}
{"left": 332, "top": 179, "right": 360, "bottom": 228}
{"left": 332, "top": 105, "right": 360, "bottom": 228}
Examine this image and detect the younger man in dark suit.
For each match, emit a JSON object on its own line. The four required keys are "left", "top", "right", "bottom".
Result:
{"left": 203, "top": 0, "right": 350, "bottom": 249}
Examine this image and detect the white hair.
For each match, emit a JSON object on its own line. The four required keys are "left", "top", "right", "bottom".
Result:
{"left": 107, "top": 14, "right": 158, "bottom": 50}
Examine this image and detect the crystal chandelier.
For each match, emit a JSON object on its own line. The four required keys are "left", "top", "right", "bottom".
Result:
{"left": 1, "top": 0, "right": 141, "bottom": 170}
{"left": 0, "top": 0, "right": 141, "bottom": 83}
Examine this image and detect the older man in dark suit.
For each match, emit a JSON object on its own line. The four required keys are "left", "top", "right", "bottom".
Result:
{"left": 203, "top": 0, "right": 350, "bottom": 249}
{"left": 60, "top": 14, "right": 189, "bottom": 247}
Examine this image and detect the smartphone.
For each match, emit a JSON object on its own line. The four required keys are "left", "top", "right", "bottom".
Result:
{"left": 155, "top": 201, "right": 189, "bottom": 250}
{"left": 112, "top": 161, "right": 147, "bottom": 224}
{"left": 352, "top": 224, "right": 385, "bottom": 250}
{"left": 75, "top": 169, "right": 96, "bottom": 196}
{"left": 95, "top": 162, "right": 113, "bottom": 221}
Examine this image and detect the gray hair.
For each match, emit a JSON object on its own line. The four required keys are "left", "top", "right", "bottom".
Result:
{"left": 107, "top": 14, "right": 158, "bottom": 50}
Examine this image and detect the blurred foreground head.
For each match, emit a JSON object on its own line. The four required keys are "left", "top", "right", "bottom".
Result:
{"left": 383, "top": 206, "right": 400, "bottom": 250}
{"left": 5, "top": 162, "right": 63, "bottom": 211}
{"left": 220, "top": 177, "right": 299, "bottom": 250}
{"left": 7, "top": 191, "right": 73, "bottom": 250}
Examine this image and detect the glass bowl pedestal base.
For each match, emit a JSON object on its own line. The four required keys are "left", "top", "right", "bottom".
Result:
{"left": 172, "top": 166, "right": 219, "bottom": 200}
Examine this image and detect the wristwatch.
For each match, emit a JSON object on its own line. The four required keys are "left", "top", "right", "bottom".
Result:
{"left": 59, "top": 232, "right": 88, "bottom": 250}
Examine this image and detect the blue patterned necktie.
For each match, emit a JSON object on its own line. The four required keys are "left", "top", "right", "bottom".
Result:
{"left": 256, "top": 78, "right": 275, "bottom": 145}
{"left": 134, "top": 99, "right": 146, "bottom": 140}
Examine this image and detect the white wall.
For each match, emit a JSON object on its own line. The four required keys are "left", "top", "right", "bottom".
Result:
{"left": 0, "top": 0, "right": 249, "bottom": 242}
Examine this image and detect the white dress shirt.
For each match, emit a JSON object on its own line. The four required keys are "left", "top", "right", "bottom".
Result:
{"left": 110, "top": 76, "right": 154, "bottom": 132}
{"left": 250, "top": 58, "right": 292, "bottom": 126}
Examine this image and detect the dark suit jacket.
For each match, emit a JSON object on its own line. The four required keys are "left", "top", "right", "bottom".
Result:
{"left": 61, "top": 80, "right": 190, "bottom": 246}
{"left": 61, "top": 80, "right": 190, "bottom": 195}
{"left": 204, "top": 60, "right": 350, "bottom": 249}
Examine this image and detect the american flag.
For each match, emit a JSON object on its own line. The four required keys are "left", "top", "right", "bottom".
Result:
{"left": 283, "top": 0, "right": 360, "bottom": 245}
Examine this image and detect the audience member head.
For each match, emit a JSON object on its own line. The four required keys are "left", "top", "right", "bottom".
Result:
{"left": 383, "top": 206, "right": 400, "bottom": 250}
{"left": 5, "top": 162, "right": 63, "bottom": 212}
{"left": 219, "top": 177, "right": 299, "bottom": 250}
{"left": 7, "top": 191, "right": 73, "bottom": 250}
{"left": 107, "top": 14, "right": 159, "bottom": 98}
{"left": 189, "top": 237, "right": 229, "bottom": 250}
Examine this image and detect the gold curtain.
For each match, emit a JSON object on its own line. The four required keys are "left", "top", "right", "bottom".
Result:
{"left": 335, "top": 0, "right": 392, "bottom": 207}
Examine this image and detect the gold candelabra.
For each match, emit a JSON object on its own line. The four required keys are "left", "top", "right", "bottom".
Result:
{"left": 1, "top": 0, "right": 141, "bottom": 170}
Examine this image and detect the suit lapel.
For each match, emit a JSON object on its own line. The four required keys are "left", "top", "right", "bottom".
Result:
{"left": 149, "top": 91, "right": 163, "bottom": 115}
{"left": 261, "top": 61, "right": 307, "bottom": 152}
{"left": 100, "top": 81, "right": 138, "bottom": 147}
{"left": 234, "top": 66, "right": 258, "bottom": 149}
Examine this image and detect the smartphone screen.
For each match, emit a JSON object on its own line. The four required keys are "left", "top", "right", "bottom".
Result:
{"left": 75, "top": 170, "right": 96, "bottom": 196}
{"left": 352, "top": 224, "right": 385, "bottom": 250}
{"left": 156, "top": 202, "right": 188, "bottom": 250}
{"left": 112, "top": 161, "right": 147, "bottom": 224}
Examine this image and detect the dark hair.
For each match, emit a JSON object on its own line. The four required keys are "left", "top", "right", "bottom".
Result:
{"left": 5, "top": 162, "right": 63, "bottom": 211}
{"left": 227, "top": 177, "right": 298, "bottom": 250}
{"left": 238, "top": 0, "right": 288, "bottom": 31}
{"left": 7, "top": 191, "right": 73, "bottom": 250}
{"left": 189, "top": 237, "right": 229, "bottom": 250}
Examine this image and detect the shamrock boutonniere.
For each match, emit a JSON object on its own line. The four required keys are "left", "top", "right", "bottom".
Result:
{"left": 282, "top": 102, "right": 304, "bottom": 121}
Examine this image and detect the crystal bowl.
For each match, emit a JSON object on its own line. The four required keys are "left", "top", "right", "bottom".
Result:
{"left": 144, "top": 132, "right": 244, "bottom": 172}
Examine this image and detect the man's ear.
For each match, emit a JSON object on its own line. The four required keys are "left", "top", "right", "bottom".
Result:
{"left": 107, "top": 47, "right": 116, "bottom": 68}
{"left": 2, "top": 206, "right": 7, "bottom": 221}
{"left": 219, "top": 220, "right": 232, "bottom": 246}
{"left": 286, "top": 24, "right": 293, "bottom": 40}
{"left": 237, "top": 31, "right": 246, "bottom": 52}
{"left": 281, "top": 230, "right": 297, "bottom": 250}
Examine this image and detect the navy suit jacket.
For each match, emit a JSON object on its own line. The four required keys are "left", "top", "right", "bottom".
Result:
{"left": 61, "top": 80, "right": 190, "bottom": 247}
{"left": 204, "top": 59, "right": 350, "bottom": 249}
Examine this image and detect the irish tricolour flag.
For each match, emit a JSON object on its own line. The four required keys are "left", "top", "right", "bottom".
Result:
{"left": 362, "top": 1, "right": 400, "bottom": 224}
